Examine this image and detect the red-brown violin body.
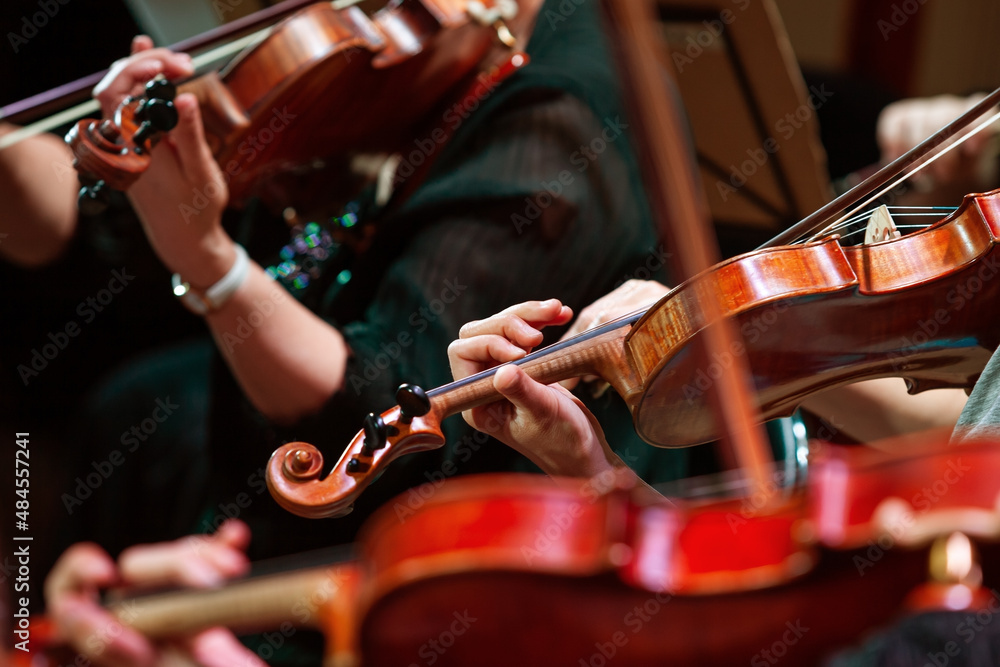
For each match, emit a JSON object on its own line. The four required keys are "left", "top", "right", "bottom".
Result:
{"left": 631, "top": 189, "right": 1000, "bottom": 447}
{"left": 809, "top": 430, "right": 1000, "bottom": 549}
{"left": 350, "top": 435, "right": 1000, "bottom": 665}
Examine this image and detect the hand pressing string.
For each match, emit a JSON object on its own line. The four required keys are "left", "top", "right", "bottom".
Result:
{"left": 45, "top": 519, "right": 267, "bottom": 667}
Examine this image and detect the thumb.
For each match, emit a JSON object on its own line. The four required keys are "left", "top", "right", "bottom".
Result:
{"left": 493, "top": 364, "right": 559, "bottom": 424}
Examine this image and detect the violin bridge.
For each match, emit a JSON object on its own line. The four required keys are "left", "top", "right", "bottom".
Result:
{"left": 864, "top": 204, "right": 901, "bottom": 244}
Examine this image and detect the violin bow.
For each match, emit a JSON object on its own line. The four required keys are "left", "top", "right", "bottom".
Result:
{"left": 768, "top": 87, "right": 1000, "bottom": 248}
{"left": 0, "top": 0, "right": 365, "bottom": 149}
{"left": 601, "top": 0, "right": 773, "bottom": 498}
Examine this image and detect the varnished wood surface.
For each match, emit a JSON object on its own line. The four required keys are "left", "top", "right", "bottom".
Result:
{"left": 358, "top": 548, "right": 927, "bottom": 667}
{"left": 629, "top": 190, "right": 1000, "bottom": 447}
{"left": 810, "top": 432, "right": 1000, "bottom": 548}
{"left": 109, "top": 564, "right": 357, "bottom": 637}
{"left": 28, "top": 449, "right": 1000, "bottom": 666}
{"left": 69, "top": 0, "right": 507, "bottom": 204}
{"left": 355, "top": 474, "right": 812, "bottom": 601}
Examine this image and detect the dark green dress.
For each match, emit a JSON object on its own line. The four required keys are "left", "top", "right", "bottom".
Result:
{"left": 202, "top": 0, "right": 683, "bottom": 561}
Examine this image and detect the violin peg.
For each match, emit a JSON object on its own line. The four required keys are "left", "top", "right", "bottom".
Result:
{"left": 136, "top": 98, "right": 179, "bottom": 133}
{"left": 131, "top": 122, "right": 155, "bottom": 154}
{"left": 361, "top": 412, "right": 389, "bottom": 456}
{"left": 396, "top": 384, "right": 430, "bottom": 421}
{"left": 132, "top": 98, "right": 178, "bottom": 154}
{"left": 144, "top": 77, "right": 177, "bottom": 102}
{"left": 78, "top": 180, "right": 111, "bottom": 216}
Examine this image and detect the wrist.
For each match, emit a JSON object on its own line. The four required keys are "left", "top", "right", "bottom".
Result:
{"left": 585, "top": 436, "right": 622, "bottom": 477}
{"left": 172, "top": 241, "right": 249, "bottom": 315}
{"left": 168, "top": 231, "right": 238, "bottom": 289}
{"left": 543, "top": 431, "right": 616, "bottom": 479}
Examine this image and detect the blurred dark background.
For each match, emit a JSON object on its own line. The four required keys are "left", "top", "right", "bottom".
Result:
{"left": 0, "top": 0, "right": 999, "bottom": 650}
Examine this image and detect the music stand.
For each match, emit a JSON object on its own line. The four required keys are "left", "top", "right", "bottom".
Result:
{"left": 655, "top": 0, "right": 832, "bottom": 253}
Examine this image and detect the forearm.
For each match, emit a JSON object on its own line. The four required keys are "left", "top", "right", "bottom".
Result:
{"left": 580, "top": 432, "right": 662, "bottom": 502}
{"left": 0, "top": 125, "right": 78, "bottom": 266}
{"left": 527, "top": 431, "right": 621, "bottom": 479}
{"left": 801, "top": 378, "right": 968, "bottom": 443}
{"left": 204, "top": 262, "right": 348, "bottom": 424}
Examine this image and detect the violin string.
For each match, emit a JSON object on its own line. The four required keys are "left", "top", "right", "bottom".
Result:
{"left": 852, "top": 218, "right": 956, "bottom": 241}
{"left": 794, "top": 207, "right": 959, "bottom": 245}
{"left": 822, "top": 111, "right": 1000, "bottom": 233}
{"left": 833, "top": 217, "right": 956, "bottom": 242}
{"left": 429, "top": 304, "right": 656, "bottom": 399}
{"left": 805, "top": 110, "right": 1000, "bottom": 243}
{"left": 808, "top": 212, "right": 875, "bottom": 239}
{"left": 836, "top": 224, "right": 928, "bottom": 243}
{"left": 820, "top": 206, "right": 954, "bottom": 231}
{"left": 805, "top": 204, "right": 963, "bottom": 242}
{"left": 833, "top": 211, "right": 959, "bottom": 230}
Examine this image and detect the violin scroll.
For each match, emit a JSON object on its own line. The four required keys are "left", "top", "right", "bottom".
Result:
{"left": 267, "top": 386, "right": 446, "bottom": 519}
{"left": 265, "top": 306, "right": 644, "bottom": 518}
{"left": 67, "top": 78, "right": 180, "bottom": 215}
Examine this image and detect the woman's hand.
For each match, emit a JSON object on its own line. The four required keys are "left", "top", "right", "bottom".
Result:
{"left": 559, "top": 279, "right": 670, "bottom": 340}
{"left": 559, "top": 279, "right": 670, "bottom": 390}
{"left": 448, "top": 299, "right": 625, "bottom": 478}
{"left": 45, "top": 519, "right": 267, "bottom": 667}
{"left": 88, "top": 37, "right": 351, "bottom": 424}
{"left": 93, "top": 36, "right": 193, "bottom": 118}
{"left": 93, "top": 35, "right": 236, "bottom": 288}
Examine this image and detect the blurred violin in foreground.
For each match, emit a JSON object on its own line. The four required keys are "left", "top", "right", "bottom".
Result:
{"left": 20, "top": 432, "right": 1000, "bottom": 666}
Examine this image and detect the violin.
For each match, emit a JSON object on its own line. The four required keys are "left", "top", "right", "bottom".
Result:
{"left": 268, "top": 105, "right": 1000, "bottom": 517}
{"left": 259, "top": 0, "right": 1000, "bottom": 516}
{"left": 21, "top": 434, "right": 1000, "bottom": 666}
{"left": 67, "top": 0, "right": 526, "bottom": 209}
{"left": 265, "top": 185, "right": 1000, "bottom": 518}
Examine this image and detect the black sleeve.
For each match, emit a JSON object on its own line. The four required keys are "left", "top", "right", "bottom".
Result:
{"left": 207, "top": 91, "right": 682, "bottom": 553}
{"left": 306, "top": 91, "right": 668, "bottom": 459}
